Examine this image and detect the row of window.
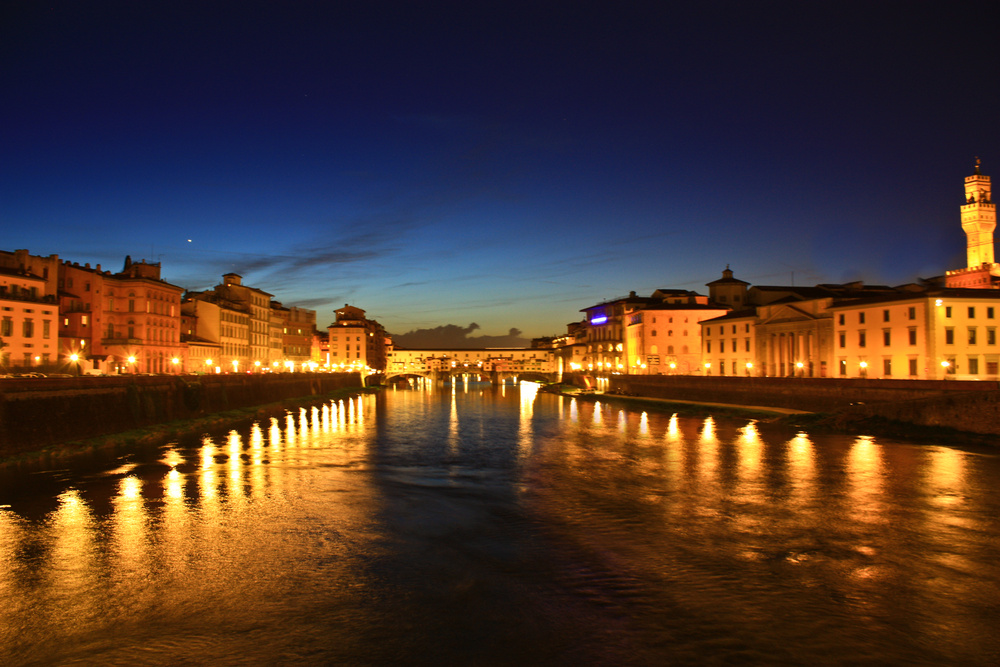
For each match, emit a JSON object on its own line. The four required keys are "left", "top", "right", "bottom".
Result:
{"left": 704, "top": 339, "right": 752, "bottom": 353}
{"left": 839, "top": 327, "right": 999, "bottom": 348}
{"left": 838, "top": 305, "right": 997, "bottom": 326}
{"left": 1, "top": 316, "right": 52, "bottom": 339}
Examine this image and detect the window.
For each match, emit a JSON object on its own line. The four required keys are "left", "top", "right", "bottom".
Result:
{"left": 883, "top": 330, "right": 891, "bottom": 346}
{"left": 706, "top": 341, "right": 711, "bottom": 353}
{"left": 745, "top": 324, "right": 750, "bottom": 333}
{"left": 908, "top": 306, "right": 916, "bottom": 320}
{"left": 839, "top": 359, "right": 847, "bottom": 376}
{"left": 883, "top": 359, "right": 892, "bottom": 376}
{"left": 988, "top": 328, "right": 997, "bottom": 345}
{"left": 909, "top": 358, "right": 918, "bottom": 376}
{"left": 838, "top": 314, "right": 845, "bottom": 325}
{"left": 969, "top": 357, "right": 980, "bottom": 374}
{"left": 839, "top": 332, "right": 846, "bottom": 348}
{"left": 859, "top": 332, "right": 866, "bottom": 348}
{"left": 909, "top": 328, "right": 917, "bottom": 345}
{"left": 859, "top": 312, "right": 866, "bottom": 324}
{"left": 945, "top": 328, "right": 954, "bottom": 344}
{"left": 883, "top": 310, "right": 890, "bottom": 322}
{"left": 745, "top": 339, "right": 750, "bottom": 352}
{"left": 969, "top": 328, "right": 977, "bottom": 345}
{"left": 731, "top": 340, "right": 737, "bottom": 352}
{"left": 43, "top": 320, "right": 50, "bottom": 339}
{"left": 732, "top": 325, "right": 737, "bottom": 334}
{"left": 23, "top": 319, "right": 33, "bottom": 338}
{"left": 0, "top": 317, "right": 12, "bottom": 336}
{"left": 969, "top": 307, "right": 976, "bottom": 319}
{"left": 989, "top": 307, "right": 995, "bottom": 319}
{"left": 946, "top": 306, "right": 952, "bottom": 318}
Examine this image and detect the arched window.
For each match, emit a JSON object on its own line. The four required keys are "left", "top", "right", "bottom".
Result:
{"left": 667, "top": 345, "right": 674, "bottom": 354}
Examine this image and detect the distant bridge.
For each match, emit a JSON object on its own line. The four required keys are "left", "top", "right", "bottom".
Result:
{"left": 383, "top": 347, "right": 560, "bottom": 385}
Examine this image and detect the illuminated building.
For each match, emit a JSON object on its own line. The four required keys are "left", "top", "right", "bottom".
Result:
{"left": 184, "top": 274, "right": 274, "bottom": 372}
{"left": 327, "top": 304, "right": 387, "bottom": 371}
{"left": 625, "top": 292, "right": 728, "bottom": 375}
{"left": 579, "top": 290, "right": 727, "bottom": 375}
{"left": 831, "top": 291, "right": 999, "bottom": 379}
{"left": 94, "top": 257, "right": 185, "bottom": 374}
{"left": 946, "top": 158, "right": 999, "bottom": 288}
{"left": 0, "top": 251, "right": 59, "bottom": 372}
{"left": 271, "top": 302, "right": 318, "bottom": 367}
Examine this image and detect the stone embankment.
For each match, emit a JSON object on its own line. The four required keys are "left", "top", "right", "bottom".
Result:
{"left": 0, "top": 373, "right": 366, "bottom": 461}
{"left": 566, "top": 374, "right": 1000, "bottom": 437}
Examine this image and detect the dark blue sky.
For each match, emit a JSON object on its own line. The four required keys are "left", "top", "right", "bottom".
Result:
{"left": 3, "top": 2, "right": 998, "bottom": 340}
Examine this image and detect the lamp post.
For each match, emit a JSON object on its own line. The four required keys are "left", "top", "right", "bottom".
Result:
{"left": 859, "top": 360, "right": 868, "bottom": 379}
{"left": 127, "top": 355, "right": 137, "bottom": 374}
{"left": 69, "top": 353, "right": 80, "bottom": 376}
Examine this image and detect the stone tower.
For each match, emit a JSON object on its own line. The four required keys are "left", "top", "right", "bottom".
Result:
{"left": 945, "top": 159, "right": 999, "bottom": 288}
{"left": 962, "top": 158, "right": 995, "bottom": 267}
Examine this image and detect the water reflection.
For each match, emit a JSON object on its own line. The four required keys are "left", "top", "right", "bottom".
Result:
{"left": 1, "top": 389, "right": 999, "bottom": 665}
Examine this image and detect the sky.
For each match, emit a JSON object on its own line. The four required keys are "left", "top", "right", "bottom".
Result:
{"left": 3, "top": 1, "right": 999, "bottom": 345}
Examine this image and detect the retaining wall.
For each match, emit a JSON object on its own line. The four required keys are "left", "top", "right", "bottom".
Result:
{"left": 565, "top": 373, "right": 1000, "bottom": 436}
{"left": 0, "top": 373, "right": 364, "bottom": 458}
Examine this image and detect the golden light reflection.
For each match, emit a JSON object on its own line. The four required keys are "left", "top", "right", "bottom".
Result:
{"left": 665, "top": 413, "right": 680, "bottom": 444}
{"left": 736, "top": 420, "right": 762, "bottom": 484}
{"left": 269, "top": 417, "right": 282, "bottom": 449}
{"left": 112, "top": 475, "right": 149, "bottom": 570}
{"left": 285, "top": 413, "right": 297, "bottom": 446}
{"left": 925, "top": 447, "right": 965, "bottom": 505}
{"left": 166, "top": 468, "right": 183, "bottom": 500}
{"left": 569, "top": 397, "right": 578, "bottom": 423}
{"left": 698, "top": 416, "right": 719, "bottom": 481}
{"left": 785, "top": 432, "right": 816, "bottom": 505}
{"left": 448, "top": 383, "right": 460, "bottom": 454}
{"left": 200, "top": 439, "right": 217, "bottom": 499}
{"left": 617, "top": 410, "right": 627, "bottom": 434}
{"left": 47, "top": 489, "right": 99, "bottom": 600}
{"left": 847, "top": 435, "right": 884, "bottom": 523}
{"left": 592, "top": 401, "right": 602, "bottom": 425}
{"left": 639, "top": 411, "right": 649, "bottom": 438}
{"left": 518, "top": 381, "right": 540, "bottom": 459}
{"left": 250, "top": 423, "right": 264, "bottom": 463}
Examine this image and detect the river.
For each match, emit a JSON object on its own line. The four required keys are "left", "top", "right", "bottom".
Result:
{"left": 1, "top": 381, "right": 999, "bottom": 665}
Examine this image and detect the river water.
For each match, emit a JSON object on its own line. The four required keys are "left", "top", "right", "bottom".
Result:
{"left": 1, "top": 382, "right": 999, "bottom": 665}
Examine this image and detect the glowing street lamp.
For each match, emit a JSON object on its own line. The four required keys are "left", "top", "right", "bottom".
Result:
{"left": 127, "top": 355, "right": 137, "bottom": 373}
{"left": 859, "top": 360, "right": 868, "bottom": 378}
{"left": 69, "top": 353, "right": 80, "bottom": 376}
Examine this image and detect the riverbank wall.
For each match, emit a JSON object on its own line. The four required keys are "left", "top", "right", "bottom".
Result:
{"left": 0, "top": 373, "right": 365, "bottom": 459}
{"left": 565, "top": 374, "right": 1000, "bottom": 436}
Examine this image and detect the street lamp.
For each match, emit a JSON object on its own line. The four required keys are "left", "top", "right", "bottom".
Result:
{"left": 69, "top": 353, "right": 80, "bottom": 376}
{"left": 859, "top": 360, "right": 868, "bottom": 378}
{"left": 127, "top": 355, "right": 136, "bottom": 374}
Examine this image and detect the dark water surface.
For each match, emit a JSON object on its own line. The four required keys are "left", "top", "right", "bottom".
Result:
{"left": 2, "top": 382, "right": 999, "bottom": 665}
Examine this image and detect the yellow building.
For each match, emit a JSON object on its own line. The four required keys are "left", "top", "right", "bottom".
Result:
{"left": 832, "top": 292, "right": 999, "bottom": 380}
{"left": 0, "top": 265, "right": 59, "bottom": 372}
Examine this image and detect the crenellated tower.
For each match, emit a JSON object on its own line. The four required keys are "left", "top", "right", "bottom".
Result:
{"left": 945, "top": 158, "right": 999, "bottom": 288}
